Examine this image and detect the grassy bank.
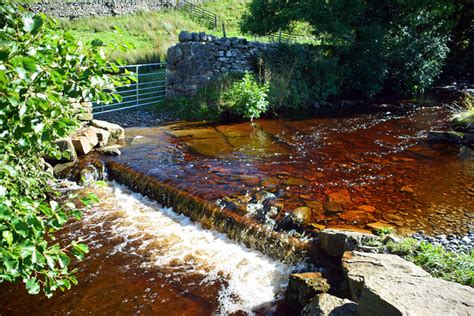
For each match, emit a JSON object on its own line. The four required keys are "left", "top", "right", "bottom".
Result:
{"left": 58, "top": 1, "right": 252, "bottom": 63}
{"left": 59, "top": 0, "right": 316, "bottom": 63}
{"left": 61, "top": 10, "right": 209, "bottom": 64}
{"left": 373, "top": 229, "right": 474, "bottom": 286}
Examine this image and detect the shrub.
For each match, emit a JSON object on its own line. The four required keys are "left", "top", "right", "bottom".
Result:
{"left": 0, "top": 3, "right": 127, "bottom": 296}
{"left": 162, "top": 72, "right": 269, "bottom": 121}
{"left": 223, "top": 72, "right": 270, "bottom": 120}
{"left": 160, "top": 73, "right": 242, "bottom": 121}
{"left": 242, "top": 0, "right": 455, "bottom": 97}
{"left": 261, "top": 44, "right": 339, "bottom": 110}
{"left": 386, "top": 238, "right": 419, "bottom": 257}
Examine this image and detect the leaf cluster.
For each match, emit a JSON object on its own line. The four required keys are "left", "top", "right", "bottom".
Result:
{"left": 241, "top": 0, "right": 456, "bottom": 97}
{"left": 0, "top": 2, "right": 127, "bottom": 296}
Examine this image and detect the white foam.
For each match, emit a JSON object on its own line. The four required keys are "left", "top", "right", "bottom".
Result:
{"left": 80, "top": 182, "right": 293, "bottom": 315}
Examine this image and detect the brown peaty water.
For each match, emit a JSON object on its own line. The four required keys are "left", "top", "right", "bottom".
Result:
{"left": 1, "top": 102, "right": 472, "bottom": 315}
{"left": 0, "top": 184, "right": 294, "bottom": 315}
{"left": 118, "top": 103, "right": 473, "bottom": 236}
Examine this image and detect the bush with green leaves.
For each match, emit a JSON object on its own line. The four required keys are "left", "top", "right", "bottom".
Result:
{"left": 223, "top": 72, "right": 270, "bottom": 120}
{"left": 0, "top": 3, "right": 127, "bottom": 296}
{"left": 261, "top": 44, "right": 339, "bottom": 110}
{"left": 242, "top": 0, "right": 455, "bottom": 97}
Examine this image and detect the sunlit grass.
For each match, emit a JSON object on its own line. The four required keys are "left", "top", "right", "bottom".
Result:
{"left": 387, "top": 238, "right": 474, "bottom": 286}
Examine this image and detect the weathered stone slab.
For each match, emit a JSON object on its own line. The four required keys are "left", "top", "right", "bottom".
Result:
{"left": 301, "top": 293, "right": 357, "bottom": 316}
{"left": 91, "top": 119, "right": 124, "bottom": 140}
{"left": 90, "top": 126, "right": 110, "bottom": 147}
{"left": 318, "top": 229, "right": 379, "bottom": 257}
{"left": 285, "top": 272, "right": 330, "bottom": 310}
{"left": 342, "top": 251, "right": 474, "bottom": 315}
{"left": 71, "top": 128, "right": 98, "bottom": 156}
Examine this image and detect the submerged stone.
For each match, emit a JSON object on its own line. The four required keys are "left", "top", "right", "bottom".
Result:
{"left": 427, "top": 130, "right": 463, "bottom": 143}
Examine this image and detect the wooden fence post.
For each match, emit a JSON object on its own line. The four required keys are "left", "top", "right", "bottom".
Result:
{"left": 222, "top": 23, "right": 226, "bottom": 38}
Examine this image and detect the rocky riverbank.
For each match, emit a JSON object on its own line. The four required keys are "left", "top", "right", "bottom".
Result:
{"left": 413, "top": 230, "right": 474, "bottom": 254}
{"left": 428, "top": 89, "right": 473, "bottom": 146}
{"left": 284, "top": 228, "right": 474, "bottom": 315}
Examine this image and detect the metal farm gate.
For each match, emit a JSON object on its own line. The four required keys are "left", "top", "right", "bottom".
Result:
{"left": 93, "top": 62, "right": 166, "bottom": 114}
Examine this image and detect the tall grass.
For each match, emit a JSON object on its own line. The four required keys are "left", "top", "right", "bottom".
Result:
{"left": 56, "top": 0, "right": 316, "bottom": 63}
{"left": 61, "top": 10, "right": 214, "bottom": 64}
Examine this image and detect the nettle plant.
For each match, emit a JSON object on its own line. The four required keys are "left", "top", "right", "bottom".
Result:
{"left": 0, "top": 3, "right": 129, "bottom": 296}
{"left": 224, "top": 72, "right": 270, "bottom": 120}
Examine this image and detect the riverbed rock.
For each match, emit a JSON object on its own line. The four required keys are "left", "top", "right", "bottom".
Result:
{"left": 301, "top": 293, "right": 357, "bottom": 316}
{"left": 91, "top": 119, "right": 124, "bottom": 140}
{"left": 318, "top": 229, "right": 379, "bottom": 257}
{"left": 97, "top": 145, "right": 122, "bottom": 156}
{"left": 427, "top": 130, "right": 464, "bottom": 143}
{"left": 366, "top": 221, "right": 394, "bottom": 232}
{"left": 292, "top": 206, "right": 312, "bottom": 226}
{"left": 285, "top": 272, "right": 330, "bottom": 310}
{"left": 342, "top": 251, "right": 474, "bottom": 315}
{"left": 327, "top": 189, "right": 351, "bottom": 204}
{"left": 324, "top": 202, "right": 343, "bottom": 214}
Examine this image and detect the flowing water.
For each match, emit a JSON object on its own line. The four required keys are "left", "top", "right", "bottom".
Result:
{"left": 115, "top": 103, "right": 473, "bottom": 236}
{"left": 1, "top": 101, "right": 473, "bottom": 315}
{"left": 0, "top": 183, "right": 295, "bottom": 315}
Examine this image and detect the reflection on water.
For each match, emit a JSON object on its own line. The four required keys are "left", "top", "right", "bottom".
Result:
{"left": 0, "top": 183, "right": 293, "bottom": 315}
{"left": 120, "top": 103, "right": 473, "bottom": 236}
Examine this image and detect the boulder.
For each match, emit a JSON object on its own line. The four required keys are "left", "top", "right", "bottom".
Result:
{"left": 71, "top": 127, "right": 98, "bottom": 156}
{"left": 178, "top": 30, "right": 192, "bottom": 42}
{"left": 285, "top": 272, "right": 330, "bottom": 310}
{"left": 318, "top": 229, "right": 379, "bottom": 257}
{"left": 301, "top": 293, "right": 357, "bottom": 316}
{"left": 427, "top": 130, "right": 463, "bottom": 143}
{"left": 90, "top": 119, "right": 124, "bottom": 140}
{"left": 72, "top": 100, "right": 93, "bottom": 121}
{"left": 53, "top": 162, "right": 77, "bottom": 179}
{"left": 292, "top": 206, "right": 312, "bottom": 226}
{"left": 90, "top": 126, "right": 110, "bottom": 147}
{"left": 97, "top": 145, "right": 122, "bottom": 156}
{"left": 54, "top": 137, "right": 77, "bottom": 162}
{"left": 342, "top": 251, "right": 474, "bottom": 315}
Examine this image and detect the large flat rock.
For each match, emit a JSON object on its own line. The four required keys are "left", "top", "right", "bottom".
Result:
{"left": 342, "top": 251, "right": 474, "bottom": 315}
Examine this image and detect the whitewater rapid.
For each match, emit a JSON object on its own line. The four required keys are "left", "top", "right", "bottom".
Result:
{"left": 79, "top": 182, "right": 293, "bottom": 315}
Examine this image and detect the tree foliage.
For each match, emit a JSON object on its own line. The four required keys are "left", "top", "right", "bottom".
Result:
{"left": 0, "top": 2, "right": 127, "bottom": 296}
{"left": 242, "top": 0, "right": 456, "bottom": 97}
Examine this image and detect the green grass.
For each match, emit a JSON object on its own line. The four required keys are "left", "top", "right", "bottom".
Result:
{"left": 58, "top": 0, "right": 317, "bottom": 63}
{"left": 200, "top": 0, "right": 249, "bottom": 38}
{"left": 60, "top": 10, "right": 217, "bottom": 64}
{"left": 387, "top": 238, "right": 473, "bottom": 286}
{"left": 57, "top": 1, "right": 253, "bottom": 64}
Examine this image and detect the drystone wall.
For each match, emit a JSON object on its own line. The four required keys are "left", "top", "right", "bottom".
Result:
{"left": 166, "top": 31, "right": 273, "bottom": 98}
{"left": 26, "top": 0, "right": 192, "bottom": 19}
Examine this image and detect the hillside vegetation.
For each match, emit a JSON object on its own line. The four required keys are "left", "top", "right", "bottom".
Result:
{"left": 60, "top": 0, "right": 314, "bottom": 64}
{"left": 60, "top": 1, "right": 251, "bottom": 64}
